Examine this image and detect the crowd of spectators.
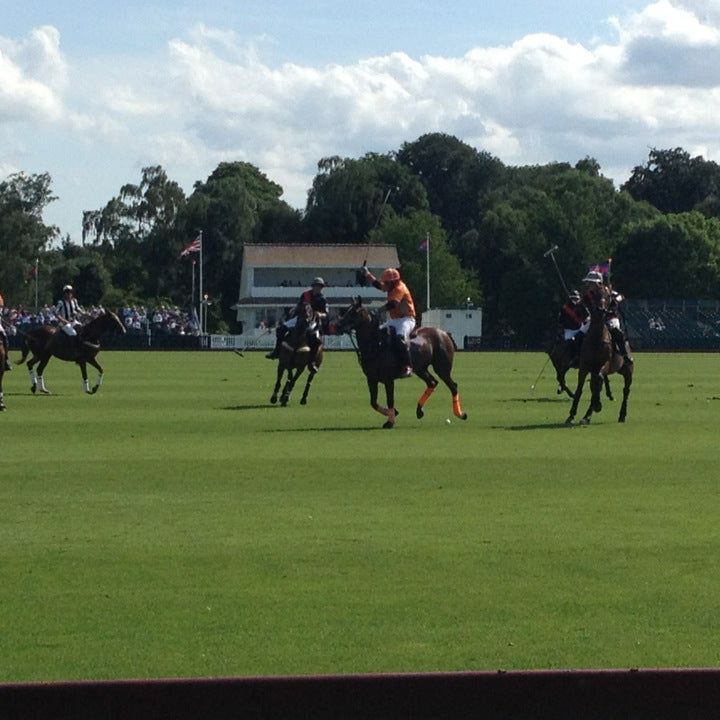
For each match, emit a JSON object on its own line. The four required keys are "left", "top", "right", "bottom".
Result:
{"left": 1, "top": 304, "right": 198, "bottom": 336}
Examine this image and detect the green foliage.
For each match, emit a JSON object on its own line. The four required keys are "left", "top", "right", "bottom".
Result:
{"left": 0, "top": 172, "right": 58, "bottom": 304}
{"left": 370, "top": 211, "right": 481, "bottom": 310}
{"left": 613, "top": 212, "right": 720, "bottom": 298}
{"left": 304, "top": 153, "right": 429, "bottom": 243}
{"left": 397, "top": 133, "right": 505, "bottom": 235}
{"left": 622, "top": 147, "right": 720, "bottom": 215}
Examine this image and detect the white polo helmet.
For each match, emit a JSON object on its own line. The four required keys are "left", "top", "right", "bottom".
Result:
{"left": 63, "top": 284, "right": 74, "bottom": 292}
{"left": 582, "top": 270, "right": 603, "bottom": 285}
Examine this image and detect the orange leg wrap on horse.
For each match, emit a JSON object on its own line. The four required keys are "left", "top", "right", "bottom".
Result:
{"left": 452, "top": 393, "right": 464, "bottom": 418}
{"left": 418, "top": 386, "right": 435, "bottom": 407}
{"left": 375, "top": 405, "right": 389, "bottom": 417}
{"left": 387, "top": 407, "right": 396, "bottom": 424}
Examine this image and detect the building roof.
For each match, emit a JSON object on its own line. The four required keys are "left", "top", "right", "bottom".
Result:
{"left": 242, "top": 244, "right": 400, "bottom": 268}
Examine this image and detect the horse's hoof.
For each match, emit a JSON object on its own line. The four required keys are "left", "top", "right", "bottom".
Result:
{"left": 299, "top": 398, "right": 307, "bottom": 405}
{"left": 270, "top": 396, "right": 277, "bottom": 405}
{"left": 459, "top": 412, "right": 468, "bottom": 421}
{"left": 579, "top": 417, "right": 591, "bottom": 425}
{"left": 382, "top": 421, "right": 395, "bottom": 429}
{"left": 416, "top": 406, "right": 424, "bottom": 419}
{"left": 565, "top": 417, "right": 574, "bottom": 425}
{"left": 40, "top": 389, "right": 50, "bottom": 395}
{"left": 618, "top": 417, "right": 626, "bottom": 423}
{"left": 30, "top": 385, "right": 36, "bottom": 394}
{"left": 0, "top": 404, "right": 6, "bottom": 411}
{"left": 280, "top": 398, "right": 289, "bottom": 407}
{"left": 91, "top": 386, "right": 99, "bottom": 394}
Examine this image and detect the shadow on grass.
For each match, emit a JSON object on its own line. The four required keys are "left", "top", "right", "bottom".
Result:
{"left": 500, "top": 397, "right": 570, "bottom": 404}
{"left": 262, "top": 426, "right": 382, "bottom": 433}
{"left": 221, "top": 404, "right": 280, "bottom": 411}
{"left": 494, "top": 422, "right": 575, "bottom": 431}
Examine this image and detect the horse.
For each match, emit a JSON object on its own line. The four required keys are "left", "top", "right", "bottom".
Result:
{"left": 0, "top": 340, "right": 5, "bottom": 411}
{"left": 336, "top": 297, "right": 467, "bottom": 429}
{"left": 547, "top": 334, "right": 614, "bottom": 400}
{"left": 269, "top": 302, "right": 323, "bottom": 407}
{"left": 565, "top": 285, "right": 633, "bottom": 425}
{"left": 16, "top": 311, "right": 126, "bottom": 395}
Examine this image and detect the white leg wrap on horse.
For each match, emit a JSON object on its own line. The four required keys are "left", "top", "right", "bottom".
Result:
{"left": 97, "top": 373, "right": 104, "bottom": 386}
{"left": 38, "top": 376, "right": 47, "bottom": 391}
{"left": 29, "top": 368, "right": 37, "bottom": 382}
{"left": 83, "top": 379, "right": 90, "bottom": 392}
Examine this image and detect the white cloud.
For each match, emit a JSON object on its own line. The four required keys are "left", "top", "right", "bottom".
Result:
{"left": 6, "top": 2, "right": 720, "bottom": 238}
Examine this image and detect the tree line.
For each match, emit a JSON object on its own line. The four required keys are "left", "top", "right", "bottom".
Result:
{"left": 2, "top": 136, "right": 720, "bottom": 341}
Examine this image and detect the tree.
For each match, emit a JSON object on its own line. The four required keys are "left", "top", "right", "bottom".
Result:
{"left": 613, "top": 212, "right": 720, "bottom": 298}
{"left": 304, "top": 153, "right": 428, "bottom": 244}
{"left": 0, "top": 172, "right": 58, "bottom": 304}
{"left": 185, "top": 162, "right": 294, "bottom": 328}
{"left": 622, "top": 148, "right": 720, "bottom": 216}
{"left": 397, "top": 133, "right": 505, "bottom": 235}
{"left": 369, "top": 210, "right": 480, "bottom": 312}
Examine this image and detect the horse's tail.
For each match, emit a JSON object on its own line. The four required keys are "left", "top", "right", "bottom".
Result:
{"left": 445, "top": 331, "right": 458, "bottom": 351}
{"left": 15, "top": 334, "right": 31, "bottom": 365}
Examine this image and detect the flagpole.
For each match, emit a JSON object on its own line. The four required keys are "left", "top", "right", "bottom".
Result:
{"left": 425, "top": 232, "right": 430, "bottom": 312}
{"left": 191, "top": 259, "right": 196, "bottom": 318}
{"left": 198, "top": 231, "right": 203, "bottom": 335}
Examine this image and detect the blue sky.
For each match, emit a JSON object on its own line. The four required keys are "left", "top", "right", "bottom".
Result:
{"left": 2, "top": 0, "right": 719, "bottom": 240}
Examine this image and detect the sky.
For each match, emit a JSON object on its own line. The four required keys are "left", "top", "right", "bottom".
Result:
{"left": 3, "top": 0, "right": 720, "bottom": 242}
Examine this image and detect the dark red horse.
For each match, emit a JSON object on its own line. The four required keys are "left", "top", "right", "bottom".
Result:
{"left": 16, "top": 311, "right": 126, "bottom": 394}
{"left": 565, "top": 285, "right": 633, "bottom": 424}
{"left": 336, "top": 297, "right": 467, "bottom": 429}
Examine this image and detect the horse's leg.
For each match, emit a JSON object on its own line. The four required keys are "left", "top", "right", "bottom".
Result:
{"left": 27, "top": 356, "right": 38, "bottom": 394}
{"left": 300, "top": 366, "right": 317, "bottom": 405}
{"left": 0, "top": 372, "right": 4, "bottom": 411}
{"left": 566, "top": 369, "right": 587, "bottom": 424}
{"left": 270, "top": 363, "right": 284, "bottom": 404}
{"left": 604, "top": 375, "right": 614, "bottom": 401}
{"left": 87, "top": 357, "right": 104, "bottom": 393}
{"left": 618, "top": 365, "right": 633, "bottom": 423}
{"left": 79, "top": 361, "right": 91, "bottom": 394}
{"left": 36, "top": 357, "right": 50, "bottom": 394}
{"left": 581, "top": 373, "right": 603, "bottom": 424}
{"left": 433, "top": 362, "right": 467, "bottom": 420}
{"left": 415, "top": 369, "right": 438, "bottom": 419}
{"left": 558, "top": 368, "right": 575, "bottom": 398}
{"left": 383, "top": 380, "right": 396, "bottom": 429}
{"left": 281, "top": 367, "right": 302, "bottom": 406}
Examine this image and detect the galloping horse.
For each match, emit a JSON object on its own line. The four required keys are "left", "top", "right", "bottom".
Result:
{"left": 16, "top": 311, "right": 126, "bottom": 394}
{"left": 269, "top": 302, "right": 323, "bottom": 407}
{"left": 547, "top": 335, "right": 614, "bottom": 400}
{"left": 336, "top": 297, "right": 467, "bottom": 429}
{"left": 565, "top": 285, "right": 633, "bottom": 424}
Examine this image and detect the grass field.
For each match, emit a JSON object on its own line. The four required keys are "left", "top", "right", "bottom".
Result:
{"left": 1, "top": 350, "right": 719, "bottom": 681}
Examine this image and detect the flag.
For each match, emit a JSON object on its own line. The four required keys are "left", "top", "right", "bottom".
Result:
{"left": 589, "top": 261, "right": 610, "bottom": 275}
{"left": 418, "top": 237, "right": 429, "bottom": 252}
{"left": 180, "top": 234, "right": 202, "bottom": 257}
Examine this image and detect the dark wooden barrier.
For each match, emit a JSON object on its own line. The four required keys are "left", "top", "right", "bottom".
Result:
{"left": 2, "top": 668, "right": 720, "bottom": 720}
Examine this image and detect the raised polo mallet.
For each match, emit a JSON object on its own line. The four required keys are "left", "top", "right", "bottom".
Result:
{"left": 544, "top": 244, "right": 570, "bottom": 297}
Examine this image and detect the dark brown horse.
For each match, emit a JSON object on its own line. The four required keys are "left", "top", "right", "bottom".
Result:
{"left": 548, "top": 335, "right": 613, "bottom": 400}
{"left": 336, "top": 297, "right": 467, "bottom": 429}
{"left": 16, "top": 311, "right": 126, "bottom": 395}
{"left": 565, "top": 286, "right": 633, "bottom": 424}
{"left": 0, "top": 340, "right": 5, "bottom": 411}
{"left": 270, "top": 303, "right": 323, "bottom": 407}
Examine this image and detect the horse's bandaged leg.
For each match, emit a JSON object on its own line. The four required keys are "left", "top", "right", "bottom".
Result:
{"left": 386, "top": 407, "right": 396, "bottom": 424}
{"left": 452, "top": 393, "right": 464, "bottom": 418}
{"left": 418, "top": 386, "right": 435, "bottom": 408}
{"left": 374, "top": 404, "right": 389, "bottom": 417}
{"left": 29, "top": 367, "right": 37, "bottom": 384}
{"left": 83, "top": 378, "right": 90, "bottom": 393}
{"left": 38, "top": 375, "right": 48, "bottom": 392}
{"left": 96, "top": 373, "right": 104, "bottom": 387}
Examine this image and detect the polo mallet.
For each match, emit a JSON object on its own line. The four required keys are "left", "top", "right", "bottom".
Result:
{"left": 530, "top": 354, "right": 552, "bottom": 392}
{"left": 358, "top": 187, "right": 395, "bottom": 284}
{"left": 544, "top": 244, "right": 570, "bottom": 297}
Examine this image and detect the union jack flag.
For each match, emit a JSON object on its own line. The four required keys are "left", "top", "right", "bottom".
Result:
{"left": 180, "top": 234, "right": 201, "bottom": 257}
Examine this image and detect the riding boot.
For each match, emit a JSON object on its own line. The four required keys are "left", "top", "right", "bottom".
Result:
{"left": 564, "top": 339, "right": 578, "bottom": 368}
{"left": 308, "top": 332, "right": 321, "bottom": 372}
{"left": 265, "top": 325, "right": 287, "bottom": 359}
{"left": 393, "top": 333, "right": 413, "bottom": 378}
{"left": 610, "top": 327, "right": 633, "bottom": 362}
{"left": 1, "top": 334, "right": 11, "bottom": 370}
